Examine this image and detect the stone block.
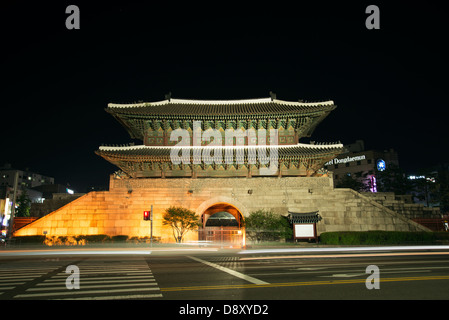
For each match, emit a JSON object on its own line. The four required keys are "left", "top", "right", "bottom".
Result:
{"left": 55, "top": 228, "right": 68, "bottom": 235}
{"left": 349, "top": 224, "right": 362, "bottom": 231}
{"left": 79, "top": 221, "right": 90, "bottom": 228}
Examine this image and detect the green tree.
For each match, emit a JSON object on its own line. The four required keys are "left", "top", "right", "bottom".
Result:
{"left": 376, "top": 163, "right": 413, "bottom": 194}
{"left": 336, "top": 174, "right": 361, "bottom": 191}
{"left": 411, "top": 168, "right": 439, "bottom": 207}
{"left": 436, "top": 168, "right": 449, "bottom": 213}
{"left": 244, "top": 210, "right": 292, "bottom": 242}
{"left": 16, "top": 189, "right": 31, "bottom": 217}
{"left": 162, "top": 206, "right": 202, "bottom": 243}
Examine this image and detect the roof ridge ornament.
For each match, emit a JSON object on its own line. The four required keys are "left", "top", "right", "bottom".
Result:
{"left": 165, "top": 92, "right": 172, "bottom": 102}
{"left": 269, "top": 91, "right": 276, "bottom": 101}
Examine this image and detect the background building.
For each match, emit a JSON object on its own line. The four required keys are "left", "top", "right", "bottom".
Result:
{"left": 0, "top": 164, "right": 82, "bottom": 236}
{"left": 0, "top": 163, "right": 54, "bottom": 189}
{"left": 323, "top": 140, "right": 399, "bottom": 192}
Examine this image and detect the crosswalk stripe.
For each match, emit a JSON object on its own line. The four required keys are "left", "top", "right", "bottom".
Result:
{"left": 37, "top": 279, "right": 156, "bottom": 286}
{"left": 0, "top": 279, "right": 28, "bottom": 283}
{"left": 0, "top": 272, "right": 51, "bottom": 277}
{"left": 28, "top": 282, "right": 159, "bottom": 291}
{"left": 0, "top": 275, "right": 43, "bottom": 280}
{"left": 57, "top": 293, "right": 163, "bottom": 300}
{"left": 0, "top": 282, "right": 25, "bottom": 286}
{"left": 54, "top": 270, "right": 152, "bottom": 276}
{"left": 0, "top": 286, "right": 16, "bottom": 290}
{"left": 0, "top": 268, "right": 63, "bottom": 272}
{"left": 41, "top": 275, "right": 155, "bottom": 282}
{"left": 15, "top": 287, "right": 161, "bottom": 298}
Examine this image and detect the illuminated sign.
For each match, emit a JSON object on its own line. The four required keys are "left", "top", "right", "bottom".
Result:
{"left": 370, "top": 175, "right": 377, "bottom": 193}
{"left": 408, "top": 175, "right": 436, "bottom": 183}
{"left": 376, "top": 159, "right": 386, "bottom": 171}
{"left": 324, "top": 155, "right": 366, "bottom": 166}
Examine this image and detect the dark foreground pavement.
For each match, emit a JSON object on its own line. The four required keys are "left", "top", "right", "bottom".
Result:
{"left": 1, "top": 244, "right": 448, "bottom": 317}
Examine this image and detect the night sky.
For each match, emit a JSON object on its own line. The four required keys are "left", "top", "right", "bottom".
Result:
{"left": 1, "top": 1, "right": 447, "bottom": 192}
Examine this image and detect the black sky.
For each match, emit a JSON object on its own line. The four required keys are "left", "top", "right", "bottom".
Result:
{"left": 1, "top": 1, "right": 448, "bottom": 191}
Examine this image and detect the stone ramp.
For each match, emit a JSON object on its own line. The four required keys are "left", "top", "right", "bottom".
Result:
{"left": 13, "top": 190, "right": 153, "bottom": 238}
{"left": 341, "top": 189, "right": 430, "bottom": 232}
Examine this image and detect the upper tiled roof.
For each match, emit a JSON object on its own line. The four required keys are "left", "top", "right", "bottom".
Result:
{"left": 106, "top": 97, "right": 336, "bottom": 117}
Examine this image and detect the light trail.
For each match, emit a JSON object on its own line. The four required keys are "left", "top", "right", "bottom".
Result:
{"left": 0, "top": 249, "right": 153, "bottom": 257}
{"left": 239, "top": 251, "right": 449, "bottom": 261}
{"left": 0, "top": 246, "right": 219, "bottom": 257}
{"left": 238, "top": 245, "right": 449, "bottom": 255}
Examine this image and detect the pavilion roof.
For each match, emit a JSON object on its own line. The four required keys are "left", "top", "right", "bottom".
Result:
{"left": 288, "top": 211, "right": 322, "bottom": 224}
{"left": 105, "top": 97, "right": 336, "bottom": 140}
{"left": 106, "top": 98, "right": 336, "bottom": 116}
{"left": 96, "top": 143, "right": 344, "bottom": 161}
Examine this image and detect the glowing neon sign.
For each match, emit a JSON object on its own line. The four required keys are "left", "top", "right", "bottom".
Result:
{"left": 376, "top": 159, "right": 386, "bottom": 171}
{"left": 370, "top": 175, "right": 377, "bottom": 193}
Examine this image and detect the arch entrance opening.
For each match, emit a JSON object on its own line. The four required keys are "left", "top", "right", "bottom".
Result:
{"left": 199, "top": 203, "right": 244, "bottom": 247}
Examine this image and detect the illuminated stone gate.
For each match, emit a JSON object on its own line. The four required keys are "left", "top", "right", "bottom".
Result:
{"left": 14, "top": 96, "right": 430, "bottom": 241}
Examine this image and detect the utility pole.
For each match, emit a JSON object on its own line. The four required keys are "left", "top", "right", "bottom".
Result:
{"left": 150, "top": 205, "right": 153, "bottom": 247}
{"left": 8, "top": 171, "right": 19, "bottom": 240}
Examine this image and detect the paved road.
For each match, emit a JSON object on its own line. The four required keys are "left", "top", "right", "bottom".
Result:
{"left": 151, "top": 248, "right": 449, "bottom": 300}
{"left": 0, "top": 255, "right": 161, "bottom": 300}
{"left": 1, "top": 246, "right": 449, "bottom": 303}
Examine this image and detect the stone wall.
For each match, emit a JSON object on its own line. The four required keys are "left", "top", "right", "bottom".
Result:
{"left": 14, "top": 175, "right": 429, "bottom": 241}
{"left": 361, "top": 192, "right": 441, "bottom": 219}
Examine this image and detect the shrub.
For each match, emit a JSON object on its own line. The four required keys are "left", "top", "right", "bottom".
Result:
{"left": 111, "top": 235, "right": 128, "bottom": 242}
{"left": 75, "top": 234, "right": 111, "bottom": 243}
{"left": 245, "top": 210, "right": 292, "bottom": 242}
{"left": 320, "top": 231, "right": 443, "bottom": 245}
{"left": 12, "top": 235, "right": 46, "bottom": 244}
{"left": 43, "top": 236, "right": 81, "bottom": 246}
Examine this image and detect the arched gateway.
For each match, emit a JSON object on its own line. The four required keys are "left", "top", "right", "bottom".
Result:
{"left": 196, "top": 198, "right": 246, "bottom": 247}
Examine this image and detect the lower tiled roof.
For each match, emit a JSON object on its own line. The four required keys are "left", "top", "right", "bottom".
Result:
{"left": 96, "top": 143, "right": 344, "bottom": 160}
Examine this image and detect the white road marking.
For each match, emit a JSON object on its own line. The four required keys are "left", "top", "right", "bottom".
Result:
{"left": 319, "top": 270, "right": 432, "bottom": 278}
{"left": 321, "top": 273, "right": 369, "bottom": 278}
{"left": 188, "top": 255, "right": 269, "bottom": 285}
{"left": 14, "top": 287, "right": 161, "bottom": 298}
{"left": 295, "top": 267, "right": 328, "bottom": 271}
{"left": 0, "top": 275, "right": 42, "bottom": 280}
{"left": 37, "top": 278, "right": 156, "bottom": 286}
{"left": 42, "top": 275, "right": 154, "bottom": 282}
{"left": 58, "top": 293, "right": 163, "bottom": 300}
{"left": 27, "top": 282, "right": 159, "bottom": 291}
